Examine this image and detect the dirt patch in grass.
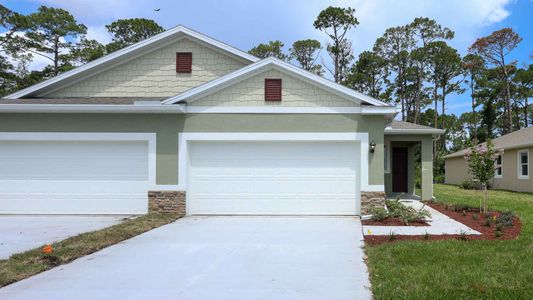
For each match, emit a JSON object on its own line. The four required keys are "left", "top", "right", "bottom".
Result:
{"left": 362, "top": 218, "right": 429, "bottom": 226}
{"left": 0, "top": 213, "right": 180, "bottom": 288}
{"left": 365, "top": 202, "right": 521, "bottom": 245}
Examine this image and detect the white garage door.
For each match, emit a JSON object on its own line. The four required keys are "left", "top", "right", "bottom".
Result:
{"left": 0, "top": 140, "right": 151, "bottom": 214}
{"left": 188, "top": 141, "right": 359, "bottom": 215}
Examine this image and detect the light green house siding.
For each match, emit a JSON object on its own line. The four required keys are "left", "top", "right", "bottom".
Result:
{"left": 0, "top": 113, "right": 387, "bottom": 186}
{"left": 43, "top": 38, "right": 248, "bottom": 98}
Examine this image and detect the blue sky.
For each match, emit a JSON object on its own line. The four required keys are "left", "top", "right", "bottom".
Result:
{"left": 1, "top": 0, "right": 531, "bottom": 116}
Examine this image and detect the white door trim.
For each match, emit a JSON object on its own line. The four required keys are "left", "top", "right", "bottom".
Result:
{"left": 178, "top": 132, "right": 370, "bottom": 214}
{"left": 0, "top": 132, "right": 157, "bottom": 186}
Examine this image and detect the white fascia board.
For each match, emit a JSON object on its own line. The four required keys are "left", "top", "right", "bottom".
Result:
{"left": 0, "top": 104, "right": 185, "bottom": 113}
{"left": 5, "top": 25, "right": 258, "bottom": 99}
{"left": 184, "top": 106, "right": 362, "bottom": 114}
{"left": 384, "top": 128, "right": 446, "bottom": 135}
{"left": 163, "top": 57, "right": 393, "bottom": 107}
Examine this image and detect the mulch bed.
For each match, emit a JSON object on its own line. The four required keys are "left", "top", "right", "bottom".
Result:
{"left": 365, "top": 201, "right": 522, "bottom": 245}
{"left": 362, "top": 218, "right": 429, "bottom": 226}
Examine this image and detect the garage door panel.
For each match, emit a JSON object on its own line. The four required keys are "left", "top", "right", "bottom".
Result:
{"left": 0, "top": 140, "right": 150, "bottom": 214}
{"left": 188, "top": 141, "right": 359, "bottom": 215}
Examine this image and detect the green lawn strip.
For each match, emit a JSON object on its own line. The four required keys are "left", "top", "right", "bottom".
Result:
{"left": 366, "top": 184, "right": 533, "bottom": 299}
{"left": 0, "top": 213, "right": 180, "bottom": 288}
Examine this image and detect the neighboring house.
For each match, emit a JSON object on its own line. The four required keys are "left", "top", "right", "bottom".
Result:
{"left": 444, "top": 126, "right": 533, "bottom": 193}
{"left": 0, "top": 25, "right": 444, "bottom": 216}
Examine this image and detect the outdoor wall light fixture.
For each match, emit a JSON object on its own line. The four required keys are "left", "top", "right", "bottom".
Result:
{"left": 369, "top": 141, "right": 376, "bottom": 153}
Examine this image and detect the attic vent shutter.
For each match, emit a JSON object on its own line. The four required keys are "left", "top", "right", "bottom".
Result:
{"left": 176, "top": 52, "right": 192, "bottom": 73}
{"left": 265, "top": 79, "right": 282, "bottom": 101}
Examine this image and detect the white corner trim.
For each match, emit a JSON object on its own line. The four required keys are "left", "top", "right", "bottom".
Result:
{"left": 178, "top": 132, "right": 370, "bottom": 198}
{"left": 517, "top": 149, "right": 529, "bottom": 180}
{"left": 163, "top": 57, "right": 391, "bottom": 107}
{"left": 5, "top": 25, "right": 258, "bottom": 99}
{"left": 362, "top": 185, "right": 385, "bottom": 192}
{"left": 0, "top": 104, "right": 186, "bottom": 113}
{"left": 0, "top": 132, "right": 157, "bottom": 185}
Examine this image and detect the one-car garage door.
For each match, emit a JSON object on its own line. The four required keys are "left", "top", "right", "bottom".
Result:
{"left": 188, "top": 141, "right": 359, "bottom": 215}
{"left": 0, "top": 136, "right": 153, "bottom": 214}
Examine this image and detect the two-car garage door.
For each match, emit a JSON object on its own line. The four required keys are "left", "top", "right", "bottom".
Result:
{"left": 188, "top": 141, "right": 359, "bottom": 215}
{"left": 0, "top": 136, "right": 152, "bottom": 214}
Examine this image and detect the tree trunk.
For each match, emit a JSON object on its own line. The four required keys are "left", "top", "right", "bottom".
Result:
{"left": 433, "top": 83, "right": 438, "bottom": 127}
{"left": 471, "top": 77, "right": 477, "bottom": 141}
{"left": 525, "top": 98, "right": 529, "bottom": 126}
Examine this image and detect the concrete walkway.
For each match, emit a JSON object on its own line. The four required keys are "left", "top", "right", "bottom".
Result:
{"left": 0, "top": 215, "right": 126, "bottom": 259}
{"left": 0, "top": 216, "right": 372, "bottom": 300}
{"left": 363, "top": 200, "right": 480, "bottom": 236}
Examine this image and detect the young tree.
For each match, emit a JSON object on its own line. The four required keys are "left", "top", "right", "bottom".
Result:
{"left": 289, "top": 39, "right": 323, "bottom": 74}
{"left": 462, "top": 54, "right": 485, "bottom": 139}
{"left": 249, "top": 40, "right": 288, "bottom": 60}
{"left": 25, "top": 6, "right": 87, "bottom": 76}
{"left": 469, "top": 28, "right": 523, "bottom": 134}
{"left": 345, "top": 50, "right": 389, "bottom": 100}
{"left": 464, "top": 139, "right": 500, "bottom": 213}
{"left": 106, "top": 18, "right": 164, "bottom": 53}
{"left": 313, "top": 6, "right": 358, "bottom": 83}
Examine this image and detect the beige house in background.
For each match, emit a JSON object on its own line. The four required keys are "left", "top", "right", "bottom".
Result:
{"left": 444, "top": 126, "right": 533, "bottom": 193}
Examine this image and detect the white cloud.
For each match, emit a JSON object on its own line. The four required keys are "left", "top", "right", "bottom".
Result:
{"left": 85, "top": 26, "right": 111, "bottom": 44}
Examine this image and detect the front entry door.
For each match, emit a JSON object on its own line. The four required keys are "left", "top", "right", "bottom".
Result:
{"left": 392, "top": 147, "right": 408, "bottom": 193}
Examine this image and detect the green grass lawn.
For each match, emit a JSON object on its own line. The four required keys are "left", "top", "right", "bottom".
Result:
{"left": 365, "top": 184, "right": 533, "bottom": 299}
{"left": 0, "top": 213, "right": 179, "bottom": 287}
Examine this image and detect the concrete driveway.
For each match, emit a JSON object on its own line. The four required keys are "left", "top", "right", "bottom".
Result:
{"left": 0, "top": 216, "right": 125, "bottom": 259}
{"left": 0, "top": 216, "right": 372, "bottom": 300}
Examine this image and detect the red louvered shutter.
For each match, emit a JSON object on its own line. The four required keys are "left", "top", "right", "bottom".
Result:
{"left": 176, "top": 52, "right": 192, "bottom": 73}
{"left": 265, "top": 79, "right": 282, "bottom": 101}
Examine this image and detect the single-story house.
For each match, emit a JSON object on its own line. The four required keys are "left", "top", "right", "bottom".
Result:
{"left": 445, "top": 126, "right": 533, "bottom": 193}
{"left": 0, "top": 25, "right": 444, "bottom": 216}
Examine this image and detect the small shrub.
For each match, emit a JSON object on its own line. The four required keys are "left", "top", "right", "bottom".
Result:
{"left": 494, "top": 230, "right": 502, "bottom": 238}
{"left": 423, "top": 232, "right": 430, "bottom": 240}
{"left": 462, "top": 211, "right": 467, "bottom": 216}
{"left": 458, "top": 230, "right": 469, "bottom": 241}
{"left": 453, "top": 204, "right": 476, "bottom": 212}
{"left": 495, "top": 224, "right": 503, "bottom": 232}
{"left": 388, "top": 232, "right": 397, "bottom": 241}
{"left": 368, "top": 206, "right": 388, "bottom": 221}
{"left": 483, "top": 219, "right": 491, "bottom": 227}
{"left": 472, "top": 213, "right": 478, "bottom": 221}
{"left": 461, "top": 179, "right": 480, "bottom": 190}
{"left": 385, "top": 199, "right": 430, "bottom": 225}
{"left": 496, "top": 210, "right": 515, "bottom": 227}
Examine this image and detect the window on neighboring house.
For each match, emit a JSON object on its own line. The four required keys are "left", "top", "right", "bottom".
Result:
{"left": 518, "top": 150, "right": 529, "bottom": 179}
{"left": 265, "top": 79, "right": 282, "bottom": 101}
{"left": 494, "top": 154, "right": 503, "bottom": 178}
{"left": 176, "top": 52, "right": 192, "bottom": 73}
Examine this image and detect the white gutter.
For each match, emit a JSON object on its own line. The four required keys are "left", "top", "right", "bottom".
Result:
{"left": 0, "top": 104, "right": 186, "bottom": 113}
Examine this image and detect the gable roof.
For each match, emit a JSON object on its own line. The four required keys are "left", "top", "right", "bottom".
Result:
{"left": 5, "top": 25, "right": 259, "bottom": 99}
{"left": 385, "top": 120, "right": 445, "bottom": 135}
{"left": 445, "top": 126, "right": 533, "bottom": 159}
{"left": 163, "top": 57, "right": 392, "bottom": 107}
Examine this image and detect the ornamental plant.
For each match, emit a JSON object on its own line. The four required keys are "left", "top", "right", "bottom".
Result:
{"left": 463, "top": 139, "right": 502, "bottom": 214}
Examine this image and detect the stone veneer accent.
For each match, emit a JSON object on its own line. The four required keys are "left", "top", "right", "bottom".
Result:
{"left": 148, "top": 191, "right": 186, "bottom": 216}
{"left": 361, "top": 191, "right": 386, "bottom": 215}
